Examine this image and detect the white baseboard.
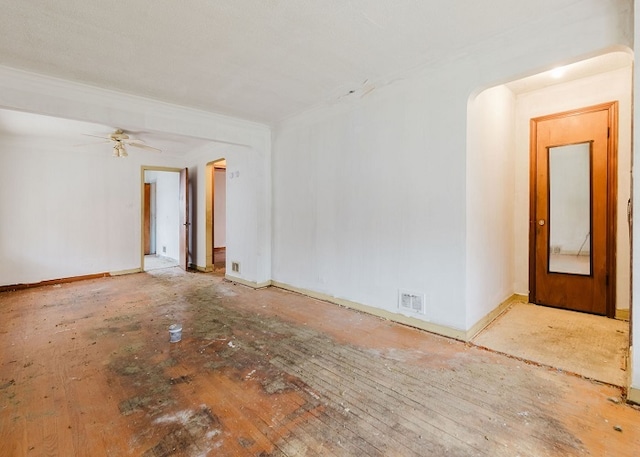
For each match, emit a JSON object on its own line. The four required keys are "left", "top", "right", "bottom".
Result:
{"left": 110, "top": 268, "right": 141, "bottom": 276}
{"left": 225, "top": 275, "right": 272, "bottom": 289}
{"left": 466, "top": 294, "right": 526, "bottom": 340}
{"left": 271, "top": 281, "right": 468, "bottom": 341}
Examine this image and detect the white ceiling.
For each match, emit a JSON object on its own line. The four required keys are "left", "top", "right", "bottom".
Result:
{"left": 4, "top": 47, "right": 628, "bottom": 157}
{"left": 0, "top": 1, "right": 632, "bottom": 152}
{"left": 0, "top": 0, "right": 611, "bottom": 125}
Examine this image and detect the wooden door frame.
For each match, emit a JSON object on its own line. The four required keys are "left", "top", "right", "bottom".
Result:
{"left": 140, "top": 166, "right": 185, "bottom": 271}
{"left": 205, "top": 158, "right": 226, "bottom": 272}
{"left": 178, "top": 167, "right": 189, "bottom": 270}
{"left": 529, "top": 101, "right": 618, "bottom": 317}
{"left": 143, "top": 183, "right": 152, "bottom": 255}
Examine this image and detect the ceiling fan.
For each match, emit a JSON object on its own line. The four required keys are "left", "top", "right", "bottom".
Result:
{"left": 83, "top": 129, "right": 161, "bottom": 157}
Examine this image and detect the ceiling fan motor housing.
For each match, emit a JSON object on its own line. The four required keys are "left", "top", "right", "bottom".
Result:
{"left": 110, "top": 129, "right": 129, "bottom": 141}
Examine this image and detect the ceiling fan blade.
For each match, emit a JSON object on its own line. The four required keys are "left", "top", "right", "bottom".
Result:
{"left": 82, "top": 133, "right": 112, "bottom": 140}
{"left": 74, "top": 140, "right": 111, "bottom": 147}
{"left": 80, "top": 131, "right": 160, "bottom": 156}
{"left": 127, "top": 142, "right": 162, "bottom": 152}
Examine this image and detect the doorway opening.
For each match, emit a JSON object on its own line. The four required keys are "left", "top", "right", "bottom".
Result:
{"left": 141, "top": 167, "right": 189, "bottom": 272}
{"left": 206, "top": 159, "right": 227, "bottom": 273}
{"left": 467, "top": 51, "right": 632, "bottom": 387}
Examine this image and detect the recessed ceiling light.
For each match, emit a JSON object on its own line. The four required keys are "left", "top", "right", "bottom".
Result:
{"left": 550, "top": 67, "right": 566, "bottom": 79}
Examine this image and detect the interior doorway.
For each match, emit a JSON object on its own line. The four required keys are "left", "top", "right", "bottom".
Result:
{"left": 141, "top": 167, "right": 189, "bottom": 271}
{"left": 467, "top": 51, "right": 632, "bottom": 387}
{"left": 143, "top": 182, "right": 155, "bottom": 255}
{"left": 206, "top": 159, "right": 227, "bottom": 273}
{"left": 529, "top": 102, "right": 618, "bottom": 316}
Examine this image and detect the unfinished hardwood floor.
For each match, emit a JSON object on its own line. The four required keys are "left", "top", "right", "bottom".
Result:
{"left": 1, "top": 269, "right": 639, "bottom": 456}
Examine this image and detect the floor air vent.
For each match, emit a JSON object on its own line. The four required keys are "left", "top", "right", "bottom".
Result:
{"left": 399, "top": 290, "right": 426, "bottom": 315}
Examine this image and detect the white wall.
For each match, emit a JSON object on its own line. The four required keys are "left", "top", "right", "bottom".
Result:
{"left": 273, "top": 77, "right": 469, "bottom": 330}
{"left": 273, "top": 1, "right": 632, "bottom": 333}
{"left": 214, "top": 168, "right": 226, "bottom": 248}
{"left": 186, "top": 133, "right": 271, "bottom": 285}
{"left": 0, "top": 134, "right": 183, "bottom": 284}
{"left": 512, "top": 66, "right": 633, "bottom": 311}
{"left": 146, "top": 170, "right": 180, "bottom": 261}
{"left": 466, "top": 85, "right": 516, "bottom": 328}
{"left": 0, "top": 66, "right": 272, "bottom": 287}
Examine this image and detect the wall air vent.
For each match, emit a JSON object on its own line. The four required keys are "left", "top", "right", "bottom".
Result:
{"left": 231, "top": 262, "right": 240, "bottom": 273}
{"left": 399, "top": 290, "right": 426, "bottom": 315}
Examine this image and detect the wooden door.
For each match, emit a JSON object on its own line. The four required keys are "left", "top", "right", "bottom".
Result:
{"left": 530, "top": 102, "right": 617, "bottom": 316}
{"left": 210, "top": 163, "right": 216, "bottom": 268}
{"left": 179, "top": 168, "right": 189, "bottom": 270}
{"left": 143, "top": 183, "right": 151, "bottom": 255}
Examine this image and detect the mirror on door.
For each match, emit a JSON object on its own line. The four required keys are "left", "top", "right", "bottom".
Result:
{"left": 548, "top": 142, "right": 592, "bottom": 275}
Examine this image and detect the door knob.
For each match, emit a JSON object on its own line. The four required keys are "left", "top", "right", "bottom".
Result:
{"left": 538, "top": 219, "right": 545, "bottom": 226}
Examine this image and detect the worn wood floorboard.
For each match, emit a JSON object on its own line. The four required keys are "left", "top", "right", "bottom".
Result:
{"left": 1, "top": 268, "right": 639, "bottom": 456}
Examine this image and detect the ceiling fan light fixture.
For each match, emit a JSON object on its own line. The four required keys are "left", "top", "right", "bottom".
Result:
{"left": 113, "top": 143, "right": 128, "bottom": 158}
